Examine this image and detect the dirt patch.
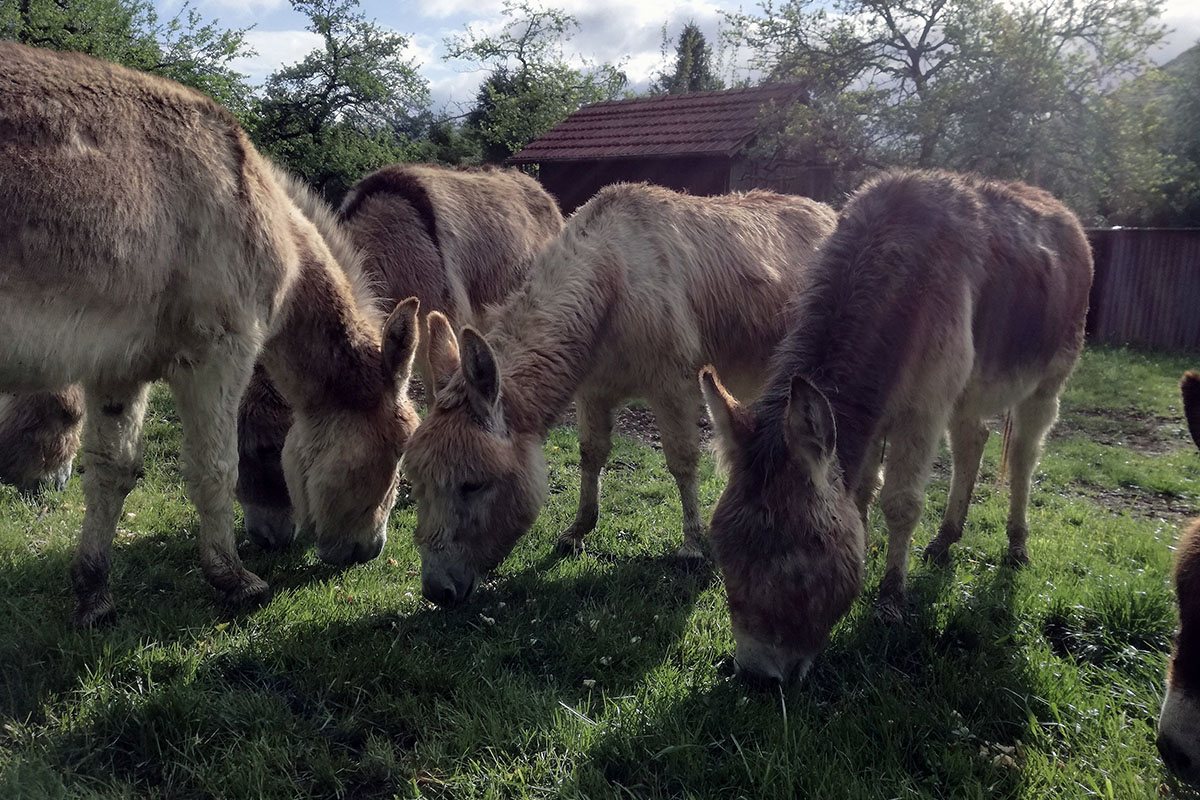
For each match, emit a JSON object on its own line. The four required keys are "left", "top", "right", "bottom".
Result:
{"left": 1052, "top": 407, "right": 1190, "bottom": 457}
{"left": 1069, "top": 485, "right": 1196, "bottom": 523}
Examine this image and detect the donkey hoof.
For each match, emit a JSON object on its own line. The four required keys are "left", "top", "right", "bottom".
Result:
{"left": 553, "top": 535, "right": 586, "bottom": 558}
{"left": 1005, "top": 545, "right": 1030, "bottom": 567}
{"left": 73, "top": 594, "right": 117, "bottom": 628}
{"left": 873, "top": 596, "right": 906, "bottom": 625}
{"left": 216, "top": 570, "right": 271, "bottom": 606}
{"left": 674, "top": 539, "right": 706, "bottom": 560}
{"left": 922, "top": 538, "right": 952, "bottom": 566}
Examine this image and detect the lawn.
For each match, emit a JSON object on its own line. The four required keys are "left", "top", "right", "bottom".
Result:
{"left": 1, "top": 346, "right": 1199, "bottom": 799}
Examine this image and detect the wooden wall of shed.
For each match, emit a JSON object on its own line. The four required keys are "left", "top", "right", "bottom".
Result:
{"left": 537, "top": 156, "right": 731, "bottom": 214}
{"left": 1086, "top": 228, "right": 1200, "bottom": 352}
{"left": 730, "top": 158, "right": 837, "bottom": 202}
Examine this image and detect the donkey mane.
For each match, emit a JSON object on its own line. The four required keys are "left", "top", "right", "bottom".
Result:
{"left": 340, "top": 165, "right": 441, "bottom": 255}
{"left": 265, "top": 162, "right": 385, "bottom": 328}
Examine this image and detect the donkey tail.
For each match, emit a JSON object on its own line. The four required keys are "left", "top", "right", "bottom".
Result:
{"left": 998, "top": 412, "right": 1013, "bottom": 484}
{"left": 1181, "top": 371, "right": 1200, "bottom": 453}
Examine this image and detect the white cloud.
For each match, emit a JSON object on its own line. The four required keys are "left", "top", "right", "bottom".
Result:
{"left": 200, "top": 0, "right": 286, "bottom": 15}
{"left": 1156, "top": 0, "right": 1200, "bottom": 64}
{"left": 230, "top": 30, "right": 324, "bottom": 85}
{"left": 416, "top": 0, "right": 504, "bottom": 20}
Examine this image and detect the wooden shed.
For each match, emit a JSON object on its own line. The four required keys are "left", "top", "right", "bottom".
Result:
{"left": 506, "top": 83, "right": 829, "bottom": 213}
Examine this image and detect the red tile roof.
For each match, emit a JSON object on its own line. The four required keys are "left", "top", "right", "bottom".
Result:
{"left": 506, "top": 83, "right": 807, "bottom": 164}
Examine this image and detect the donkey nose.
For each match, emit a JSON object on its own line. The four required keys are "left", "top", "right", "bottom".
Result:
{"left": 422, "top": 576, "right": 462, "bottom": 607}
{"left": 1159, "top": 733, "right": 1194, "bottom": 778}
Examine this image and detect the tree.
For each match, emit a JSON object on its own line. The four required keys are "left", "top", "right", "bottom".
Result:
{"left": 250, "top": 0, "right": 430, "bottom": 201}
{"left": 725, "top": 0, "right": 1171, "bottom": 220}
{"left": 0, "top": 0, "right": 254, "bottom": 115}
{"left": 651, "top": 21, "right": 723, "bottom": 95}
{"left": 446, "top": 0, "right": 627, "bottom": 163}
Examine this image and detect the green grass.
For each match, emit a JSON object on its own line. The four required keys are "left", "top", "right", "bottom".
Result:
{"left": 1, "top": 346, "right": 1198, "bottom": 798}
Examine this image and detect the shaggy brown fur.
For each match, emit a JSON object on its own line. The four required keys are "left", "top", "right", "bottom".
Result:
{"left": 236, "top": 163, "right": 562, "bottom": 549}
{"left": 402, "top": 182, "right": 837, "bottom": 606}
{"left": 0, "top": 42, "right": 418, "bottom": 624}
{"left": 703, "top": 169, "right": 1093, "bottom": 682}
{"left": 1158, "top": 372, "right": 1200, "bottom": 783}
{"left": 0, "top": 387, "right": 84, "bottom": 493}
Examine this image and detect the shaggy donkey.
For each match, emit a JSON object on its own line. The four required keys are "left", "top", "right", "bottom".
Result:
{"left": 702, "top": 169, "right": 1092, "bottom": 683}
{"left": 0, "top": 42, "right": 419, "bottom": 625}
{"left": 238, "top": 163, "right": 563, "bottom": 550}
{"left": 0, "top": 388, "right": 83, "bottom": 493}
{"left": 1158, "top": 371, "right": 1200, "bottom": 784}
{"left": 402, "top": 183, "right": 837, "bottom": 606}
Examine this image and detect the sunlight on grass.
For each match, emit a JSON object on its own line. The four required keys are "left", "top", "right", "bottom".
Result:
{"left": 0, "top": 346, "right": 1197, "bottom": 798}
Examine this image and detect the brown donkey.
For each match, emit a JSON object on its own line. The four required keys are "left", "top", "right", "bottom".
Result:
{"left": 402, "top": 183, "right": 837, "bottom": 605}
{"left": 0, "top": 388, "right": 84, "bottom": 493}
{"left": 237, "top": 163, "right": 563, "bottom": 550}
{"left": 702, "top": 169, "right": 1093, "bottom": 683}
{"left": 0, "top": 42, "right": 419, "bottom": 624}
{"left": 1158, "top": 371, "right": 1200, "bottom": 783}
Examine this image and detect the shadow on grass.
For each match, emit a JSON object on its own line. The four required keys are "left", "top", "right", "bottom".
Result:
{"left": 4, "top": 548, "right": 720, "bottom": 797}
{"left": 556, "top": 563, "right": 1041, "bottom": 798}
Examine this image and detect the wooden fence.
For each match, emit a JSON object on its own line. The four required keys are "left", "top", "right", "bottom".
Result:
{"left": 1085, "top": 228, "right": 1200, "bottom": 352}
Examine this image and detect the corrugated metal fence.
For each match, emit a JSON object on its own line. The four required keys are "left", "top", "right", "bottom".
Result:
{"left": 1086, "top": 228, "right": 1200, "bottom": 352}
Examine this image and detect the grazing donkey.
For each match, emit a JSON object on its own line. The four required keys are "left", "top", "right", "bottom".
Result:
{"left": 1158, "top": 371, "right": 1200, "bottom": 784}
{"left": 402, "top": 183, "right": 837, "bottom": 605}
{"left": 237, "top": 163, "right": 563, "bottom": 550}
{"left": 0, "top": 388, "right": 84, "bottom": 493}
{"left": 702, "top": 169, "right": 1093, "bottom": 683}
{"left": 0, "top": 42, "right": 419, "bottom": 624}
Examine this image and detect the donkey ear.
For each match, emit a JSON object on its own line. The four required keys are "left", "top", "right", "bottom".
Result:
{"left": 700, "top": 367, "right": 742, "bottom": 453}
{"left": 426, "top": 312, "right": 460, "bottom": 398}
{"left": 460, "top": 327, "right": 500, "bottom": 417}
{"left": 382, "top": 297, "right": 420, "bottom": 386}
{"left": 785, "top": 374, "right": 836, "bottom": 470}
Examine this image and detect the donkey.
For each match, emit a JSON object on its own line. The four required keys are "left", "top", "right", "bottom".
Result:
{"left": 1158, "top": 371, "right": 1200, "bottom": 784}
{"left": 701, "top": 169, "right": 1093, "bottom": 683}
{"left": 237, "top": 163, "right": 564, "bottom": 550}
{"left": 0, "top": 42, "right": 419, "bottom": 625}
{"left": 0, "top": 387, "right": 84, "bottom": 493}
{"left": 401, "top": 182, "right": 838, "bottom": 606}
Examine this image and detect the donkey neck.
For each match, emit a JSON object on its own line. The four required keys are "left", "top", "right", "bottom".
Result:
{"left": 489, "top": 242, "right": 623, "bottom": 436}
{"left": 259, "top": 227, "right": 386, "bottom": 416}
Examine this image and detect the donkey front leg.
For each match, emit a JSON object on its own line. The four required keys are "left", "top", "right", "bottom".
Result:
{"left": 1003, "top": 385, "right": 1061, "bottom": 566}
{"left": 169, "top": 353, "right": 268, "bottom": 604}
{"left": 555, "top": 392, "right": 616, "bottom": 557}
{"left": 924, "top": 411, "right": 990, "bottom": 565}
{"left": 650, "top": 387, "right": 706, "bottom": 559}
{"left": 71, "top": 382, "right": 151, "bottom": 626}
{"left": 876, "top": 417, "right": 941, "bottom": 621}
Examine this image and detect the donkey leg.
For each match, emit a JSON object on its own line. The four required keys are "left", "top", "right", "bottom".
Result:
{"left": 876, "top": 419, "right": 941, "bottom": 621}
{"left": 71, "top": 382, "right": 151, "bottom": 627}
{"left": 169, "top": 353, "right": 268, "bottom": 604}
{"left": 555, "top": 393, "right": 616, "bottom": 557}
{"left": 650, "top": 387, "right": 706, "bottom": 559}
{"left": 924, "top": 412, "right": 989, "bottom": 565}
{"left": 853, "top": 436, "right": 885, "bottom": 545}
{"left": 1004, "top": 385, "right": 1061, "bottom": 566}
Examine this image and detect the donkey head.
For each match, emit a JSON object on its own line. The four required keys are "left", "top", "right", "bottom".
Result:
{"left": 701, "top": 368, "right": 864, "bottom": 685}
{"left": 402, "top": 313, "right": 547, "bottom": 606}
{"left": 282, "top": 298, "right": 421, "bottom": 566}
{"left": 1158, "top": 372, "right": 1200, "bottom": 784}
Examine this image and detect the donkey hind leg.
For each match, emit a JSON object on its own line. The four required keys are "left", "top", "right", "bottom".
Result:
{"left": 169, "top": 352, "right": 268, "bottom": 604}
{"left": 875, "top": 417, "right": 942, "bottom": 622}
{"left": 1004, "top": 385, "right": 1061, "bottom": 566}
{"left": 649, "top": 386, "right": 706, "bottom": 559}
{"left": 854, "top": 437, "right": 885, "bottom": 545}
{"left": 71, "top": 383, "right": 151, "bottom": 627}
{"left": 555, "top": 392, "right": 616, "bottom": 557}
{"left": 924, "top": 412, "right": 990, "bottom": 565}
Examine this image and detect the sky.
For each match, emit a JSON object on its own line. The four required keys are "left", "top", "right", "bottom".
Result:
{"left": 164, "top": 0, "right": 1200, "bottom": 113}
